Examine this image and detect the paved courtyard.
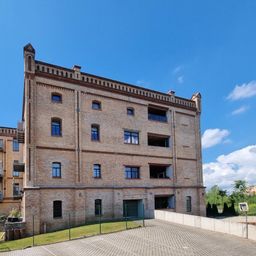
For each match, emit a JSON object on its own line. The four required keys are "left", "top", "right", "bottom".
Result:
{"left": 1, "top": 219, "right": 256, "bottom": 256}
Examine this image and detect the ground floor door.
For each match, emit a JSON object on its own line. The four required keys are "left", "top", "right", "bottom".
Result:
{"left": 123, "top": 200, "right": 142, "bottom": 218}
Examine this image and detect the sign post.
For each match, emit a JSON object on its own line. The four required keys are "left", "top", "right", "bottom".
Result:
{"left": 239, "top": 202, "right": 249, "bottom": 239}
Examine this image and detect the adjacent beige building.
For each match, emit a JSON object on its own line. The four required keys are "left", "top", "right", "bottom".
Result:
{"left": 20, "top": 43, "right": 205, "bottom": 234}
{"left": 0, "top": 127, "right": 24, "bottom": 215}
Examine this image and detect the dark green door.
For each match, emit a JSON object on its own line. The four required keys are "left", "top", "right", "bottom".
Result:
{"left": 123, "top": 200, "right": 139, "bottom": 217}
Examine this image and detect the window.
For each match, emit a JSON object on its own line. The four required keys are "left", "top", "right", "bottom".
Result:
{"left": 125, "top": 166, "right": 140, "bottom": 179}
{"left": 148, "top": 134, "right": 169, "bottom": 147}
{"left": 95, "top": 199, "right": 102, "bottom": 216}
{"left": 93, "top": 164, "right": 101, "bottom": 178}
{"left": 51, "top": 93, "right": 62, "bottom": 103}
{"left": 51, "top": 118, "right": 62, "bottom": 136}
{"left": 186, "top": 196, "right": 192, "bottom": 212}
{"left": 52, "top": 162, "right": 61, "bottom": 178}
{"left": 53, "top": 201, "right": 62, "bottom": 218}
{"left": 0, "top": 139, "right": 3, "bottom": 150}
{"left": 13, "top": 139, "right": 19, "bottom": 152}
{"left": 148, "top": 106, "right": 167, "bottom": 122}
{"left": 13, "top": 183, "right": 20, "bottom": 197}
{"left": 91, "top": 124, "right": 100, "bottom": 141}
{"left": 13, "top": 170, "right": 19, "bottom": 177}
{"left": 92, "top": 101, "right": 101, "bottom": 110}
{"left": 124, "top": 130, "right": 139, "bottom": 144}
{"left": 127, "top": 107, "right": 134, "bottom": 116}
{"left": 28, "top": 56, "right": 32, "bottom": 71}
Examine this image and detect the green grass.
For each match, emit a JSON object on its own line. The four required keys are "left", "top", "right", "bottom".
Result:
{"left": 0, "top": 220, "right": 141, "bottom": 252}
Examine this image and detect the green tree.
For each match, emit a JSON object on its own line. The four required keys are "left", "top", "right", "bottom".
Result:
{"left": 206, "top": 185, "right": 221, "bottom": 206}
{"left": 234, "top": 180, "right": 247, "bottom": 194}
{"left": 232, "top": 180, "right": 248, "bottom": 203}
{"left": 218, "top": 189, "right": 227, "bottom": 206}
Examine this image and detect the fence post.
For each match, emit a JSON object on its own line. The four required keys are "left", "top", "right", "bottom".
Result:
{"left": 142, "top": 203, "right": 145, "bottom": 227}
{"left": 32, "top": 215, "right": 35, "bottom": 246}
{"left": 99, "top": 214, "right": 102, "bottom": 234}
{"left": 68, "top": 213, "right": 71, "bottom": 240}
{"left": 125, "top": 203, "right": 128, "bottom": 230}
{"left": 246, "top": 211, "right": 248, "bottom": 239}
{"left": 99, "top": 204, "right": 102, "bottom": 234}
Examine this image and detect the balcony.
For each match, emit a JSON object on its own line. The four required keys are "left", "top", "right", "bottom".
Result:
{"left": 13, "top": 161, "right": 25, "bottom": 172}
{"left": 0, "top": 165, "right": 3, "bottom": 178}
{"left": 149, "top": 164, "right": 172, "bottom": 179}
{"left": 0, "top": 139, "right": 3, "bottom": 151}
{"left": 148, "top": 107, "right": 167, "bottom": 122}
{"left": 148, "top": 133, "right": 169, "bottom": 148}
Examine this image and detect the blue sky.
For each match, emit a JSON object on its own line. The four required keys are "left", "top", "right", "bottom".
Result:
{"left": 1, "top": 0, "right": 256, "bottom": 190}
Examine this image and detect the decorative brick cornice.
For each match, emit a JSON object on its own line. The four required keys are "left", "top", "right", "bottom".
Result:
{"left": 0, "top": 127, "right": 17, "bottom": 137}
{"left": 34, "top": 60, "right": 197, "bottom": 111}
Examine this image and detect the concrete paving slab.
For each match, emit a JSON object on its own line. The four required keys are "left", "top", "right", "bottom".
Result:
{"left": 1, "top": 220, "right": 256, "bottom": 256}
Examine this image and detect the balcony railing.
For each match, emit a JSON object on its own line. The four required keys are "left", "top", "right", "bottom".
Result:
{"left": 148, "top": 113, "right": 167, "bottom": 122}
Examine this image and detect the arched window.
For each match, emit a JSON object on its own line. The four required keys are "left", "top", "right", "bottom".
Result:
{"left": 28, "top": 56, "right": 32, "bottom": 71}
{"left": 92, "top": 100, "right": 101, "bottom": 110}
{"left": 93, "top": 164, "right": 101, "bottom": 178}
{"left": 53, "top": 200, "right": 62, "bottom": 218}
{"left": 91, "top": 124, "right": 100, "bottom": 141}
{"left": 127, "top": 107, "right": 134, "bottom": 116}
{"left": 95, "top": 199, "right": 102, "bottom": 216}
{"left": 52, "top": 162, "right": 61, "bottom": 178}
{"left": 51, "top": 92, "right": 62, "bottom": 103}
{"left": 51, "top": 118, "right": 62, "bottom": 136}
{"left": 186, "top": 196, "right": 192, "bottom": 212}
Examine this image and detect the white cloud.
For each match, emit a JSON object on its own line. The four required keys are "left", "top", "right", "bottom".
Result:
{"left": 202, "top": 129, "right": 230, "bottom": 149}
{"left": 177, "top": 76, "right": 184, "bottom": 84}
{"left": 227, "top": 81, "right": 256, "bottom": 100}
{"left": 231, "top": 105, "right": 249, "bottom": 115}
{"left": 173, "top": 65, "right": 182, "bottom": 74}
{"left": 203, "top": 145, "right": 256, "bottom": 191}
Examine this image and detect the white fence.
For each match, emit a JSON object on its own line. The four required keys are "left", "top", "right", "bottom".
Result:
{"left": 154, "top": 210, "right": 256, "bottom": 241}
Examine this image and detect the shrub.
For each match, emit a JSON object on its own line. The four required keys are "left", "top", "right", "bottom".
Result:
{"left": 212, "top": 204, "right": 219, "bottom": 217}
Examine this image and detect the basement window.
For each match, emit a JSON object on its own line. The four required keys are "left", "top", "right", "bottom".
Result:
{"left": 148, "top": 106, "right": 167, "bottom": 122}
{"left": 149, "top": 164, "right": 172, "bottom": 179}
{"left": 148, "top": 134, "right": 169, "bottom": 147}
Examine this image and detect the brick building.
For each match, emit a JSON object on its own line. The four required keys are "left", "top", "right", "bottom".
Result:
{"left": 0, "top": 127, "right": 24, "bottom": 215}
{"left": 21, "top": 43, "right": 205, "bottom": 234}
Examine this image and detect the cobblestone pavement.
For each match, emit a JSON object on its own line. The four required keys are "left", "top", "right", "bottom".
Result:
{"left": 1, "top": 219, "right": 256, "bottom": 256}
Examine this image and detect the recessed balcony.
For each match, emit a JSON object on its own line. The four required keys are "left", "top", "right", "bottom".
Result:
{"left": 13, "top": 161, "right": 25, "bottom": 172}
